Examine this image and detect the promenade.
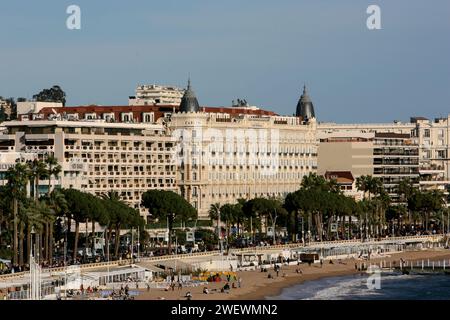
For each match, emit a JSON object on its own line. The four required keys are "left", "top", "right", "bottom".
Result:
{"left": 0, "top": 235, "right": 444, "bottom": 281}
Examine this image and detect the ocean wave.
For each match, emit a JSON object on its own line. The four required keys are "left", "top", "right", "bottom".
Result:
{"left": 269, "top": 273, "right": 450, "bottom": 300}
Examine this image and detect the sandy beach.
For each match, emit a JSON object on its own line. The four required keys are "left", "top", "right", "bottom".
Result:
{"left": 135, "top": 249, "right": 450, "bottom": 300}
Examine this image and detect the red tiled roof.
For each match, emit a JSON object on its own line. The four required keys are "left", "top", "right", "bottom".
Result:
{"left": 35, "top": 105, "right": 278, "bottom": 121}
{"left": 324, "top": 171, "right": 354, "bottom": 183}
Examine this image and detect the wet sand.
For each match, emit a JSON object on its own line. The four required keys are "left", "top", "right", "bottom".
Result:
{"left": 135, "top": 249, "right": 450, "bottom": 300}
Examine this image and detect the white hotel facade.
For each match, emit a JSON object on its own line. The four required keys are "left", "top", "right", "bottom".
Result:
{"left": 1, "top": 81, "right": 449, "bottom": 220}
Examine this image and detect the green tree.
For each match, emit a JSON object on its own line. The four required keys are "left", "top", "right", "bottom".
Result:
{"left": 45, "top": 155, "right": 61, "bottom": 196}
{"left": 27, "top": 159, "right": 48, "bottom": 201}
{"left": 101, "top": 191, "right": 123, "bottom": 260}
{"left": 61, "top": 189, "right": 91, "bottom": 261}
{"left": 141, "top": 190, "right": 197, "bottom": 255}
{"left": 5, "top": 163, "right": 30, "bottom": 266}
{"left": 208, "top": 203, "right": 221, "bottom": 239}
{"left": 33, "top": 85, "right": 66, "bottom": 106}
{"left": 44, "top": 190, "right": 68, "bottom": 264}
{"left": 0, "top": 106, "right": 6, "bottom": 122}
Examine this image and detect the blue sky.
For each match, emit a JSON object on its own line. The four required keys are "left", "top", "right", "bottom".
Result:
{"left": 0, "top": 0, "right": 449, "bottom": 122}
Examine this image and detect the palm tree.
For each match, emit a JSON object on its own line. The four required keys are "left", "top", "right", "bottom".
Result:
{"left": 22, "top": 199, "right": 47, "bottom": 264}
{"left": 45, "top": 190, "right": 68, "bottom": 264}
{"left": 45, "top": 155, "right": 61, "bottom": 196}
{"left": 356, "top": 176, "right": 369, "bottom": 200}
{"left": 5, "top": 163, "right": 30, "bottom": 266}
{"left": 356, "top": 175, "right": 383, "bottom": 238}
{"left": 27, "top": 159, "right": 50, "bottom": 260}
{"left": 28, "top": 159, "right": 48, "bottom": 201}
{"left": 234, "top": 198, "right": 247, "bottom": 236}
{"left": 219, "top": 204, "right": 236, "bottom": 241}
{"left": 209, "top": 203, "right": 221, "bottom": 241}
{"left": 101, "top": 191, "right": 124, "bottom": 261}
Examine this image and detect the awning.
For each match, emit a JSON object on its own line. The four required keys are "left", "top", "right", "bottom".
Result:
{"left": 136, "top": 263, "right": 165, "bottom": 273}
{"left": 155, "top": 260, "right": 193, "bottom": 271}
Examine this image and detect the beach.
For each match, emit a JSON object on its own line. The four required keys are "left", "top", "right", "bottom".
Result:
{"left": 135, "top": 249, "right": 450, "bottom": 300}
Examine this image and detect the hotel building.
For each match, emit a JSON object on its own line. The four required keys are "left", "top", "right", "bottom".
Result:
{"left": 1, "top": 82, "right": 319, "bottom": 220}
{"left": 0, "top": 120, "right": 178, "bottom": 218}
{"left": 170, "top": 82, "right": 318, "bottom": 218}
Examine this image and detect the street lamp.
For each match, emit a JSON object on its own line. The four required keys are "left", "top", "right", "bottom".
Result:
{"left": 30, "top": 226, "right": 35, "bottom": 259}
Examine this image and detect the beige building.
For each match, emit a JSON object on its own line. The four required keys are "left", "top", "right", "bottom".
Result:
{"left": 318, "top": 131, "right": 420, "bottom": 201}
{"left": 0, "top": 120, "right": 178, "bottom": 218}
{"left": 318, "top": 133, "right": 374, "bottom": 177}
{"left": 129, "top": 84, "right": 185, "bottom": 106}
{"left": 170, "top": 82, "right": 318, "bottom": 218}
{"left": 319, "top": 116, "right": 450, "bottom": 194}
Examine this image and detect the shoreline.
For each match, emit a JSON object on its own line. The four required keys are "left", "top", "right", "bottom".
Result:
{"left": 135, "top": 248, "right": 450, "bottom": 301}
{"left": 240, "top": 249, "right": 450, "bottom": 300}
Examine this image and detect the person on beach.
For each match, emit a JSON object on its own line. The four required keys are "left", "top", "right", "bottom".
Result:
{"left": 146, "top": 283, "right": 150, "bottom": 292}
{"left": 203, "top": 287, "right": 209, "bottom": 294}
{"left": 320, "top": 259, "right": 323, "bottom": 268}
{"left": 178, "top": 281, "right": 182, "bottom": 290}
{"left": 185, "top": 291, "right": 192, "bottom": 300}
{"left": 238, "top": 277, "right": 242, "bottom": 288}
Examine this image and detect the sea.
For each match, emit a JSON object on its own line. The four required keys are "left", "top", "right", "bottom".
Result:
{"left": 268, "top": 272, "right": 450, "bottom": 300}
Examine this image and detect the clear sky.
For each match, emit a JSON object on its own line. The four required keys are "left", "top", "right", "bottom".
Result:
{"left": 1, "top": 0, "right": 449, "bottom": 123}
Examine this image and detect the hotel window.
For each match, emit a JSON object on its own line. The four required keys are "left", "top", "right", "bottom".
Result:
{"left": 142, "top": 112, "right": 154, "bottom": 123}
{"left": 121, "top": 113, "right": 133, "bottom": 122}
{"left": 424, "top": 129, "right": 430, "bottom": 138}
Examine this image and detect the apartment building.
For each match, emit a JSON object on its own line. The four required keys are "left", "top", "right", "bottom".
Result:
{"left": 318, "top": 131, "right": 420, "bottom": 201}
{"left": 410, "top": 116, "right": 450, "bottom": 191}
{"left": 129, "top": 84, "right": 185, "bottom": 106}
{"left": 373, "top": 132, "right": 420, "bottom": 200}
{"left": 318, "top": 116, "right": 450, "bottom": 192}
{"left": 0, "top": 120, "right": 178, "bottom": 218}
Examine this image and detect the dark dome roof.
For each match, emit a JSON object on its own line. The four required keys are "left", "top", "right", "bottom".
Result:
{"left": 296, "top": 85, "right": 315, "bottom": 120}
{"left": 179, "top": 79, "right": 200, "bottom": 113}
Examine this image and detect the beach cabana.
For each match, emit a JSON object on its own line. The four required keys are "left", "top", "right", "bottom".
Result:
{"left": 234, "top": 253, "right": 264, "bottom": 267}
{"left": 136, "top": 262, "right": 166, "bottom": 281}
